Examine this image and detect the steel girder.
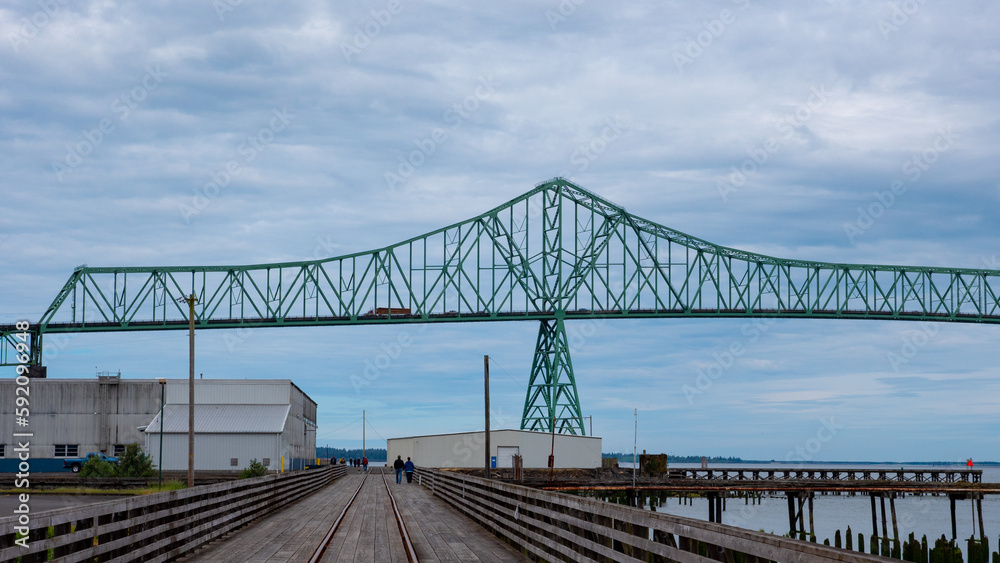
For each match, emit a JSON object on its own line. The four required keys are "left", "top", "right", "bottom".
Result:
{"left": 3, "top": 179, "right": 1000, "bottom": 432}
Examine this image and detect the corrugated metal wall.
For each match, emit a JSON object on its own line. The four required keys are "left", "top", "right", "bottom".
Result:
{"left": 0, "top": 379, "right": 317, "bottom": 468}
{"left": 147, "top": 433, "right": 282, "bottom": 471}
{"left": 386, "top": 430, "right": 602, "bottom": 469}
{"left": 165, "top": 380, "right": 291, "bottom": 405}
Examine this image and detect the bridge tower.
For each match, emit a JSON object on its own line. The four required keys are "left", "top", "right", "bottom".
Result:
{"left": 520, "top": 186, "right": 586, "bottom": 435}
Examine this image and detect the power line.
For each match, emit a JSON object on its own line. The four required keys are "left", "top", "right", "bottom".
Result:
{"left": 317, "top": 417, "right": 362, "bottom": 438}
{"left": 486, "top": 357, "right": 526, "bottom": 390}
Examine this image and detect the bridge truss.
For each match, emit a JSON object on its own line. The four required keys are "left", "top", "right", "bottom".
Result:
{"left": 3, "top": 179, "right": 999, "bottom": 434}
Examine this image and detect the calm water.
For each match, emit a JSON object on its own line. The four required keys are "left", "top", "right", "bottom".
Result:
{"left": 614, "top": 463, "right": 998, "bottom": 543}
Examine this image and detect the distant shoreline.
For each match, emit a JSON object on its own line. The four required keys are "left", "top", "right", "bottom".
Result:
{"left": 604, "top": 455, "right": 997, "bottom": 466}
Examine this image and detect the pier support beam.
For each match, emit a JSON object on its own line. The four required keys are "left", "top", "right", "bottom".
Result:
{"left": 950, "top": 494, "right": 957, "bottom": 540}
{"left": 787, "top": 493, "right": 797, "bottom": 536}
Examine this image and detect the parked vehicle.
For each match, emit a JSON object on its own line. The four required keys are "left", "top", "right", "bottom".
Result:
{"left": 64, "top": 452, "right": 119, "bottom": 473}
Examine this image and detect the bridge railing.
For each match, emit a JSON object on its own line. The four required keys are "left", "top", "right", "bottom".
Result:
{"left": 0, "top": 465, "right": 343, "bottom": 562}
{"left": 417, "top": 468, "right": 895, "bottom": 563}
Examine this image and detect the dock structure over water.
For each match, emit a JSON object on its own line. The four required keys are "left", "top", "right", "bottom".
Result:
{"left": 2, "top": 464, "right": 918, "bottom": 562}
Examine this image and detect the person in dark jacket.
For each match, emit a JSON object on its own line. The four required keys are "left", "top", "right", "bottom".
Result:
{"left": 404, "top": 457, "right": 415, "bottom": 483}
{"left": 393, "top": 455, "right": 405, "bottom": 483}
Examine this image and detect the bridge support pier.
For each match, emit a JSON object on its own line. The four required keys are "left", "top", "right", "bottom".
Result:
{"left": 520, "top": 318, "right": 585, "bottom": 435}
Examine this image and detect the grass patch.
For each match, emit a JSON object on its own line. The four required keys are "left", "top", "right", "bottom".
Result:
{"left": 0, "top": 481, "right": 186, "bottom": 496}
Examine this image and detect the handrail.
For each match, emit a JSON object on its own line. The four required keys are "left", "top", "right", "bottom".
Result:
{"left": 417, "top": 468, "right": 897, "bottom": 563}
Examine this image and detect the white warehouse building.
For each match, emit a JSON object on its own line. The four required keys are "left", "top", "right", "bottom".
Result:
{"left": 144, "top": 379, "right": 317, "bottom": 471}
{"left": 387, "top": 429, "right": 602, "bottom": 469}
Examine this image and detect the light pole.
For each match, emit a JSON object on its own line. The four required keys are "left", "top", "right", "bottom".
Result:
{"left": 157, "top": 378, "right": 165, "bottom": 490}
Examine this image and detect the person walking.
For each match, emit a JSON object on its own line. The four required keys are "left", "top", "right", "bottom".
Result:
{"left": 393, "top": 455, "right": 405, "bottom": 484}
{"left": 362, "top": 456, "right": 369, "bottom": 472}
{"left": 404, "top": 457, "right": 415, "bottom": 484}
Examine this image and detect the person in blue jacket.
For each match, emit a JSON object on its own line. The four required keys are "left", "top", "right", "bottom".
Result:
{"left": 404, "top": 457, "right": 415, "bottom": 483}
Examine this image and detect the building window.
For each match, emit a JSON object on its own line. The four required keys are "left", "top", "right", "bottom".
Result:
{"left": 114, "top": 445, "right": 127, "bottom": 457}
{"left": 0, "top": 444, "right": 5, "bottom": 457}
{"left": 54, "top": 445, "right": 79, "bottom": 457}
{"left": 262, "top": 458, "right": 270, "bottom": 467}
{"left": 230, "top": 458, "right": 239, "bottom": 467}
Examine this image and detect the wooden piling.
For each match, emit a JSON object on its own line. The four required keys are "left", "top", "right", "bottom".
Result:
{"left": 808, "top": 493, "right": 815, "bottom": 540}
{"left": 787, "top": 493, "right": 797, "bottom": 535}
{"left": 976, "top": 494, "right": 985, "bottom": 541}
{"left": 950, "top": 495, "right": 957, "bottom": 540}
{"left": 870, "top": 494, "right": 878, "bottom": 537}
{"left": 880, "top": 493, "right": 888, "bottom": 541}
{"left": 889, "top": 493, "right": 899, "bottom": 541}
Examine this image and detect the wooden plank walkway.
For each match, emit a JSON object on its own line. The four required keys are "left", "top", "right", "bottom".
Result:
{"left": 176, "top": 469, "right": 528, "bottom": 562}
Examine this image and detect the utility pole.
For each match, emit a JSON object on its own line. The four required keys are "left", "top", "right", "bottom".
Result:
{"left": 180, "top": 294, "right": 198, "bottom": 488}
{"left": 484, "top": 355, "right": 490, "bottom": 479}
{"left": 362, "top": 409, "right": 366, "bottom": 468}
{"left": 632, "top": 408, "right": 637, "bottom": 489}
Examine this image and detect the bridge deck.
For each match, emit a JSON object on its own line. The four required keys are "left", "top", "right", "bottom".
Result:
{"left": 177, "top": 469, "right": 527, "bottom": 563}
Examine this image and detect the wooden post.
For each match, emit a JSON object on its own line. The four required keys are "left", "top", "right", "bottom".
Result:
{"left": 870, "top": 494, "right": 878, "bottom": 538}
{"left": 716, "top": 495, "right": 723, "bottom": 524}
{"left": 889, "top": 493, "right": 899, "bottom": 541}
{"left": 484, "top": 355, "right": 490, "bottom": 480}
{"left": 708, "top": 494, "right": 716, "bottom": 523}
{"left": 976, "top": 494, "right": 985, "bottom": 541}
{"left": 950, "top": 494, "right": 957, "bottom": 540}
{"left": 184, "top": 294, "right": 196, "bottom": 488}
{"left": 808, "top": 493, "right": 815, "bottom": 539}
{"left": 797, "top": 494, "right": 805, "bottom": 537}
{"left": 880, "top": 494, "right": 888, "bottom": 540}
{"left": 787, "top": 493, "right": 797, "bottom": 535}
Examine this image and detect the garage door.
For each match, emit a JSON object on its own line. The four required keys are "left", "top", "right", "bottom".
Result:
{"left": 496, "top": 446, "right": 519, "bottom": 468}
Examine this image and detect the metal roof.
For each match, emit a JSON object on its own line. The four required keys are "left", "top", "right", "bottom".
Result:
{"left": 144, "top": 404, "right": 290, "bottom": 434}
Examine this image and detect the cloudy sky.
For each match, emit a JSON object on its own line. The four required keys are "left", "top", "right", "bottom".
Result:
{"left": 2, "top": 0, "right": 998, "bottom": 462}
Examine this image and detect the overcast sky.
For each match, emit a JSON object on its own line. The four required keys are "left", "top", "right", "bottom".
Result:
{"left": 2, "top": 1, "right": 998, "bottom": 462}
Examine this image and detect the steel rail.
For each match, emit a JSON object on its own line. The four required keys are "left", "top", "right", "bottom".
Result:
{"left": 308, "top": 469, "right": 369, "bottom": 563}
{"left": 380, "top": 467, "right": 419, "bottom": 563}
{"left": 308, "top": 468, "right": 419, "bottom": 563}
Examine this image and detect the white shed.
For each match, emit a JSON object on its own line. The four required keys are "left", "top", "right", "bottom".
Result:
{"left": 143, "top": 380, "right": 316, "bottom": 472}
{"left": 387, "top": 429, "right": 602, "bottom": 469}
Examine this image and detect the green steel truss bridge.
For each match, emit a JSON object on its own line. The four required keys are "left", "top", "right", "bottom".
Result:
{"left": 4, "top": 179, "right": 999, "bottom": 434}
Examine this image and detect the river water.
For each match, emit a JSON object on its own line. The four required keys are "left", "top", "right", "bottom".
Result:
{"left": 616, "top": 463, "right": 998, "bottom": 544}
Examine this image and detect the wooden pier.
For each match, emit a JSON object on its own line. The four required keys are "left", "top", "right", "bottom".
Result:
{"left": 1, "top": 464, "right": 958, "bottom": 562}
{"left": 178, "top": 469, "right": 527, "bottom": 562}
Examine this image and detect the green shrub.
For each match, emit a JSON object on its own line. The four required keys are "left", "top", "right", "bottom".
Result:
{"left": 79, "top": 457, "right": 115, "bottom": 478}
{"left": 115, "top": 443, "right": 156, "bottom": 478}
{"left": 240, "top": 459, "right": 268, "bottom": 479}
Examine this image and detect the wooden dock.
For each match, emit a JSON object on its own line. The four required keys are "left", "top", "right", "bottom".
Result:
{"left": 177, "top": 469, "right": 528, "bottom": 562}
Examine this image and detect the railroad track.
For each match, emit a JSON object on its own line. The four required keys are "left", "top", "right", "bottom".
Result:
{"left": 309, "top": 467, "right": 418, "bottom": 563}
